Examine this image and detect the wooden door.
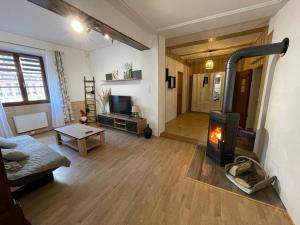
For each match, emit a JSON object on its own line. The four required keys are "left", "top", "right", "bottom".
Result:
{"left": 177, "top": 72, "right": 183, "bottom": 116}
{"left": 232, "top": 70, "right": 253, "bottom": 128}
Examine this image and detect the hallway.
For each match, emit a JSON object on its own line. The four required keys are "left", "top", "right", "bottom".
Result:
{"left": 165, "top": 112, "right": 209, "bottom": 144}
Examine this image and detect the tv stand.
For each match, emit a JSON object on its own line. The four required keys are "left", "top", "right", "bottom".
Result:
{"left": 97, "top": 113, "right": 147, "bottom": 135}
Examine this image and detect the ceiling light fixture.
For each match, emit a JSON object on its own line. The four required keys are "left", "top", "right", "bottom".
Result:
{"left": 205, "top": 38, "right": 215, "bottom": 70}
{"left": 71, "top": 19, "right": 84, "bottom": 33}
{"left": 205, "top": 59, "right": 214, "bottom": 70}
{"left": 104, "top": 33, "right": 110, "bottom": 40}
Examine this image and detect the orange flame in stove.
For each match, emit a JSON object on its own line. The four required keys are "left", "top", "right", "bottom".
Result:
{"left": 210, "top": 127, "right": 222, "bottom": 144}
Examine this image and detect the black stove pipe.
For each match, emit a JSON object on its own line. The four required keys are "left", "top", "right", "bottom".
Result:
{"left": 222, "top": 38, "right": 289, "bottom": 113}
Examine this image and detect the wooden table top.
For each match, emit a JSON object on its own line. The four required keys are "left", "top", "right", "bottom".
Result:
{"left": 55, "top": 123, "right": 104, "bottom": 139}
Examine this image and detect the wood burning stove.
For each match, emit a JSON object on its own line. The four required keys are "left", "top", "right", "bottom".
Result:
{"left": 206, "top": 38, "right": 289, "bottom": 166}
{"left": 207, "top": 111, "right": 240, "bottom": 166}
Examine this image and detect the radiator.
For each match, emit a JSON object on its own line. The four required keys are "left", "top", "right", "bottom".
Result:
{"left": 13, "top": 112, "right": 49, "bottom": 133}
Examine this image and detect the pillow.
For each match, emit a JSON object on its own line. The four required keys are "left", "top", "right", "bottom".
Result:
{"left": 2, "top": 149, "right": 29, "bottom": 161}
{"left": 4, "top": 160, "right": 23, "bottom": 172}
{"left": 0, "top": 137, "right": 17, "bottom": 149}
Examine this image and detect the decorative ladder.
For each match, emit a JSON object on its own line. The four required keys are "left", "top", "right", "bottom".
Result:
{"left": 84, "top": 76, "right": 97, "bottom": 123}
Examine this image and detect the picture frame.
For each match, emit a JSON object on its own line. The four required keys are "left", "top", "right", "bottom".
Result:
{"left": 168, "top": 76, "right": 176, "bottom": 89}
{"left": 165, "top": 68, "right": 169, "bottom": 81}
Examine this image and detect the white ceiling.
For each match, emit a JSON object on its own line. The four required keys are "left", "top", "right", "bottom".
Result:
{"left": 0, "top": 0, "right": 287, "bottom": 51}
{"left": 108, "top": 0, "right": 287, "bottom": 38}
{"left": 0, "top": 0, "right": 113, "bottom": 51}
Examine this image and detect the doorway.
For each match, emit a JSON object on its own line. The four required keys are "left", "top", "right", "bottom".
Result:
{"left": 177, "top": 72, "right": 183, "bottom": 116}
{"left": 246, "top": 66, "right": 263, "bottom": 130}
{"left": 232, "top": 70, "right": 253, "bottom": 128}
{"left": 164, "top": 72, "right": 224, "bottom": 144}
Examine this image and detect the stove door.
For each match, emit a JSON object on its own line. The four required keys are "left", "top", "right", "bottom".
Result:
{"left": 208, "top": 121, "right": 223, "bottom": 150}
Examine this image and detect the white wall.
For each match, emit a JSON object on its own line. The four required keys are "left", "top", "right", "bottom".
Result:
{"left": 165, "top": 56, "right": 190, "bottom": 122}
{"left": 255, "top": 1, "right": 300, "bottom": 224}
{"left": 89, "top": 42, "right": 159, "bottom": 135}
{"left": 0, "top": 31, "right": 91, "bottom": 102}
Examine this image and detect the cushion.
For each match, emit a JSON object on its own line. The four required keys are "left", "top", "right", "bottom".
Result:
{"left": 4, "top": 160, "right": 23, "bottom": 172}
{"left": 2, "top": 149, "right": 29, "bottom": 161}
{"left": 0, "top": 137, "right": 17, "bottom": 149}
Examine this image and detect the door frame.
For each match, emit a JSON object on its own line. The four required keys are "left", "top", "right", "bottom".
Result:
{"left": 177, "top": 71, "right": 183, "bottom": 116}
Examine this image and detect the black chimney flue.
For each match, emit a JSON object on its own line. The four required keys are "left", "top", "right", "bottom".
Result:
{"left": 222, "top": 38, "right": 289, "bottom": 113}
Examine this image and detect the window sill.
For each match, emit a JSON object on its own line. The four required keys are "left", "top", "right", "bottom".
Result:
{"left": 3, "top": 100, "right": 50, "bottom": 107}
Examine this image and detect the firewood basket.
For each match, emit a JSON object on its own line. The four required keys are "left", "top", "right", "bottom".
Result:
{"left": 225, "top": 156, "right": 277, "bottom": 194}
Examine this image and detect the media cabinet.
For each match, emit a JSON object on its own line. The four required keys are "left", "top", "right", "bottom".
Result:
{"left": 97, "top": 113, "right": 147, "bottom": 135}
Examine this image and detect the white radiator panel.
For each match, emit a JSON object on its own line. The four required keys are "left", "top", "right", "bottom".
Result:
{"left": 13, "top": 112, "right": 48, "bottom": 133}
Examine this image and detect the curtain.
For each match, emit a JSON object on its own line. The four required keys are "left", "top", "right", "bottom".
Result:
{"left": 0, "top": 101, "right": 13, "bottom": 137}
{"left": 54, "top": 51, "right": 74, "bottom": 122}
{"left": 44, "top": 51, "right": 65, "bottom": 128}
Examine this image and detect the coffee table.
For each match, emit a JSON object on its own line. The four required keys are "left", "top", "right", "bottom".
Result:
{"left": 55, "top": 123, "right": 105, "bottom": 156}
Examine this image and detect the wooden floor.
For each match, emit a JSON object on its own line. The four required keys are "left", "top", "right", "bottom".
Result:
{"left": 165, "top": 112, "right": 209, "bottom": 144}
{"left": 20, "top": 129, "right": 293, "bottom": 225}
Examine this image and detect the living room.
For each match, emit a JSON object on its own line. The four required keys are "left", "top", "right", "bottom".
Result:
{"left": 0, "top": 0, "right": 300, "bottom": 225}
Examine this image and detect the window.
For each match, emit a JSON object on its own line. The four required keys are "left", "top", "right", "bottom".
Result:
{"left": 0, "top": 51, "right": 49, "bottom": 106}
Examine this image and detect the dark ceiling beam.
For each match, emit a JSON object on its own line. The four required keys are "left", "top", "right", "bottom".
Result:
{"left": 167, "top": 27, "right": 267, "bottom": 50}
{"left": 179, "top": 42, "right": 254, "bottom": 57}
{"left": 27, "top": 0, "right": 150, "bottom": 51}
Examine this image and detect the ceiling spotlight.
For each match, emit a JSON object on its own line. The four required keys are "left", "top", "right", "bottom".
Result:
{"left": 71, "top": 19, "right": 84, "bottom": 33}
{"left": 104, "top": 33, "right": 110, "bottom": 40}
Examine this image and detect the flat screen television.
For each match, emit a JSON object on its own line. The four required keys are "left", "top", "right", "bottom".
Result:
{"left": 109, "top": 95, "right": 132, "bottom": 115}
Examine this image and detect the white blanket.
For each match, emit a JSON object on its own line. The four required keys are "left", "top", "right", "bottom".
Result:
{"left": 4, "top": 135, "right": 70, "bottom": 182}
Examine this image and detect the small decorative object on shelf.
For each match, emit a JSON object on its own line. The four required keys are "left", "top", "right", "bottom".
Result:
{"left": 106, "top": 73, "right": 113, "bottom": 80}
{"left": 132, "top": 70, "right": 142, "bottom": 80}
{"left": 123, "top": 62, "right": 133, "bottom": 80}
{"left": 112, "top": 70, "right": 119, "bottom": 80}
{"left": 144, "top": 124, "right": 152, "bottom": 139}
{"left": 131, "top": 105, "right": 140, "bottom": 118}
{"left": 97, "top": 88, "right": 111, "bottom": 114}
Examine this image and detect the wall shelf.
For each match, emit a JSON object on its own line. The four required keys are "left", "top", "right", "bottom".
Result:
{"left": 101, "top": 79, "right": 142, "bottom": 82}
{"left": 104, "top": 70, "right": 142, "bottom": 82}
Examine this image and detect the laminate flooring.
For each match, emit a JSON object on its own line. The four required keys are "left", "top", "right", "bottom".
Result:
{"left": 20, "top": 129, "right": 293, "bottom": 225}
